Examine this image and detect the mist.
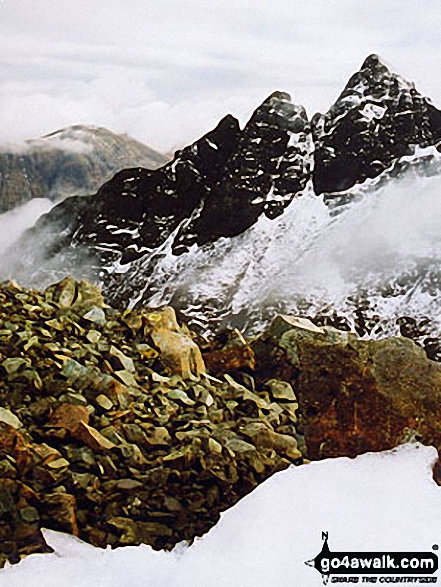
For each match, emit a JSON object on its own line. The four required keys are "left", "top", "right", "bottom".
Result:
{"left": 2, "top": 148, "right": 441, "bottom": 341}
{"left": 134, "top": 151, "right": 441, "bottom": 334}
{"left": 0, "top": 133, "right": 98, "bottom": 155}
{"left": 0, "top": 199, "right": 54, "bottom": 257}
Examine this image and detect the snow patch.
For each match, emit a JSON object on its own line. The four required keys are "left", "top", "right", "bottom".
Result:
{"left": 136, "top": 153, "right": 441, "bottom": 336}
{"left": 360, "top": 103, "right": 387, "bottom": 122}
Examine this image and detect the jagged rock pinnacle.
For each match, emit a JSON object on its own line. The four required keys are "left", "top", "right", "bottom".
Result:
{"left": 5, "top": 57, "right": 441, "bottom": 312}
{"left": 312, "top": 55, "right": 441, "bottom": 195}
{"left": 7, "top": 91, "right": 313, "bottom": 306}
{"left": 361, "top": 53, "right": 385, "bottom": 70}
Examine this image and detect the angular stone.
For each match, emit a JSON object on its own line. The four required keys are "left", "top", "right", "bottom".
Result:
{"left": 100, "top": 426, "right": 125, "bottom": 445}
{"left": 96, "top": 394, "right": 113, "bottom": 410}
{"left": 167, "top": 390, "right": 195, "bottom": 406}
{"left": 110, "top": 346, "right": 136, "bottom": 373}
{"left": 46, "top": 458, "right": 70, "bottom": 470}
{"left": 224, "top": 437, "right": 256, "bottom": 456}
{"left": 115, "top": 479, "right": 143, "bottom": 491}
{"left": 145, "top": 307, "right": 206, "bottom": 379}
{"left": 58, "top": 392, "right": 89, "bottom": 406}
{"left": 86, "top": 329, "right": 102, "bottom": 344}
{"left": 0, "top": 424, "right": 31, "bottom": 471}
{"left": 144, "top": 427, "right": 171, "bottom": 446}
{"left": 74, "top": 422, "right": 116, "bottom": 451}
{"left": 240, "top": 422, "right": 301, "bottom": 460}
{"left": 121, "top": 424, "right": 148, "bottom": 445}
{"left": 0, "top": 458, "right": 17, "bottom": 478}
{"left": 114, "top": 370, "right": 138, "bottom": 387}
{"left": 0, "top": 408, "right": 23, "bottom": 429}
{"left": 39, "top": 493, "right": 78, "bottom": 535}
{"left": 47, "top": 404, "right": 90, "bottom": 434}
{"left": 118, "top": 443, "right": 147, "bottom": 467}
{"left": 203, "top": 329, "right": 255, "bottom": 376}
{"left": 83, "top": 306, "right": 106, "bottom": 325}
{"left": 266, "top": 379, "right": 297, "bottom": 402}
{"left": 2, "top": 357, "right": 30, "bottom": 374}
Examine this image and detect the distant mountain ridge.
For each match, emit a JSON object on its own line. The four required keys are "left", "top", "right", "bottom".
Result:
{"left": 5, "top": 55, "right": 441, "bottom": 312}
{"left": 0, "top": 125, "right": 167, "bottom": 213}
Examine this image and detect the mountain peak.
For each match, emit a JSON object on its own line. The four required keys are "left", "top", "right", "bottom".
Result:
{"left": 361, "top": 53, "right": 387, "bottom": 71}
{"left": 338, "top": 55, "right": 413, "bottom": 106}
{"left": 312, "top": 55, "right": 441, "bottom": 195}
{"left": 0, "top": 125, "right": 167, "bottom": 214}
{"left": 42, "top": 124, "right": 104, "bottom": 139}
{"left": 5, "top": 56, "right": 441, "bottom": 312}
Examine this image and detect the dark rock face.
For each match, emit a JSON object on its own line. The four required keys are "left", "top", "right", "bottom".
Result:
{"left": 0, "top": 126, "right": 168, "bottom": 214}
{"left": 173, "top": 92, "right": 312, "bottom": 250}
{"left": 77, "top": 113, "right": 243, "bottom": 262}
{"left": 312, "top": 54, "right": 441, "bottom": 195}
{"left": 62, "top": 93, "right": 311, "bottom": 261}
{"left": 8, "top": 93, "right": 312, "bottom": 296}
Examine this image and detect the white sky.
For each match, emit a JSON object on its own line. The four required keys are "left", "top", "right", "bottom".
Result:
{"left": 1, "top": 0, "right": 441, "bottom": 152}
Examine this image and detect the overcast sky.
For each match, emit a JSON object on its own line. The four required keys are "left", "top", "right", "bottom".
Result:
{"left": 1, "top": 0, "right": 441, "bottom": 152}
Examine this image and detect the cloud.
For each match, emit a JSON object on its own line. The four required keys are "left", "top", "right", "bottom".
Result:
{"left": 0, "top": 198, "right": 54, "bottom": 257}
{"left": 1, "top": 0, "right": 441, "bottom": 151}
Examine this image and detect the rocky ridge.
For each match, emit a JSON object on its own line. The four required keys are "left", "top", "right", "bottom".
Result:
{"left": 312, "top": 54, "right": 441, "bottom": 196}
{"left": 5, "top": 55, "right": 441, "bottom": 316}
{"left": 0, "top": 125, "right": 167, "bottom": 213}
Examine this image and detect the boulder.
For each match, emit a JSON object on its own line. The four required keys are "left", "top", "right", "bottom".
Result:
{"left": 201, "top": 328, "right": 255, "bottom": 377}
{"left": 253, "top": 315, "right": 441, "bottom": 460}
{"left": 144, "top": 307, "right": 206, "bottom": 379}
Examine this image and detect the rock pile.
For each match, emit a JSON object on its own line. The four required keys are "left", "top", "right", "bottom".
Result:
{"left": 2, "top": 277, "right": 440, "bottom": 568}
{"left": 0, "top": 278, "right": 303, "bottom": 566}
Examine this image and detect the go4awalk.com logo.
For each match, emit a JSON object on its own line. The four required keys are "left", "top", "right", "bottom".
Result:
{"left": 305, "top": 533, "right": 439, "bottom": 584}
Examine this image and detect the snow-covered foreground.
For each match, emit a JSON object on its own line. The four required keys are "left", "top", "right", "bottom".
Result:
{"left": 1, "top": 443, "right": 440, "bottom": 587}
